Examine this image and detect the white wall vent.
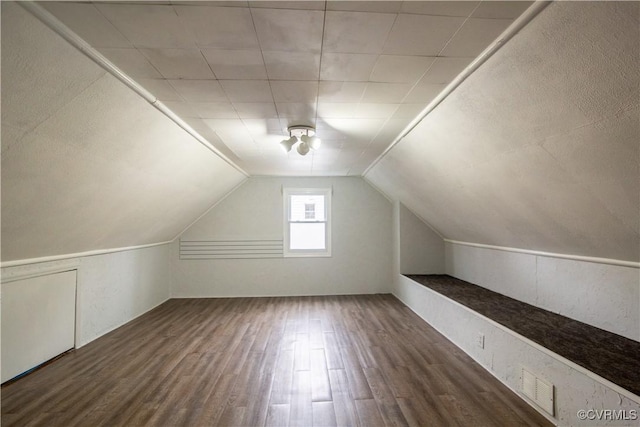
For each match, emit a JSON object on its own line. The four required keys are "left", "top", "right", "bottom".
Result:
{"left": 521, "top": 368, "right": 554, "bottom": 416}
{"left": 180, "top": 239, "right": 284, "bottom": 259}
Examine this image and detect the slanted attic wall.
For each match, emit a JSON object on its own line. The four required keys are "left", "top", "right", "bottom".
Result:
{"left": 1, "top": 2, "right": 246, "bottom": 263}
{"left": 0, "top": 3, "right": 245, "bottom": 347}
{"left": 366, "top": 1, "right": 640, "bottom": 341}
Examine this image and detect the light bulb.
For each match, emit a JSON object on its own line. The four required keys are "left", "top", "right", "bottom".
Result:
{"left": 297, "top": 141, "right": 310, "bottom": 155}
{"left": 280, "top": 136, "right": 297, "bottom": 153}
{"left": 308, "top": 136, "right": 321, "bottom": 150}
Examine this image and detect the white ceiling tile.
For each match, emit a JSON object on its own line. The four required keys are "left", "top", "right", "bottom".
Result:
{"left": 421, "top": 57, "right": 473, "bottom": 84}
{"left": 249, "top": 1, "right": 326, "bottom": 10}
{"left": 362, "top": 83, "right": 413, "bottom": 103}
{"left": 321, "top": 118, "right": 387, "bottom": 141}
{"left": 202, "top": 118, "right": 245, "bottom": 133}
{"left": 318, "top": 82, "right": 367, "bottom": 102}
{"left": 95, "top": 4, "right": 195, "bottom": 48}
{"left": 370, "top": 55, "right": 436, "bottom": 83}
{"left": 97, "top": 48, "right": 162, "bottom": 78}
{"left": 400, "top": 1, "right": 480, "bottom": 17}
{"left": 137, "top": 78, "right": 183, "bottom": 101}
{"left": 323, "top": 11, "right": 396, "bottom": 53}
{"left": 252, "top": 8, "right": 324, "bottom": 52}
{"left": 326, "top": 1, "right": 402, "bottom": 13}
{"left": 313, "top": 139, "right": 345, "bottom": 151}
{"left": 202, "top": 118, "right": 257, "bottom": 156}
{"left": 168, "top": 80, "right": 228, "bottom": 102}
{"left": 191, "top": 102, "right": 238, "bottom": 119}
{"left": 403, "top": 81, "right": 446, "bottom": 103}
{"left": 317, "top": 103, "right": 358, "bottom": 119}
{"left": 139, "top": 48, "right": 215, "bottom": 79}
{"left": 383, "top": 14, "right": 465, "bottom": 56}
{"left": 42, "top": 2, "right": 132, "bottom": 48}
{"left": 472, "top": 1, "right": 534, "bottom": 19}
{"left": 162, "top": 101, "right": 200, "bottom": 118}
{"left": 252, "top": 133, "right": 287, "bottom": 149}
{"left": 220, "top": 80, "right": 273, "bottom": 102}
{"left": 201, "top": 49, "right": 267, "bottom": 79}
{"left": 353, "top": 103, "right": 400, "bottom": 119}
{"left": 173, "top": 5, "right": 259, "bottom": 49}
{"left": 320, "top": 53, "right": 378, "bottom": 81}
{"left": 35, "top": 0, "right": 544, "bottom": 179}
{"left": 242, "top": 118, "right": 285, "bottom": 137}
{"left": 276, "top": 103, "right": 317, "bottom": 121}
{"left": 220, "top": 137, "right": 259, "bottom": 158}
{"left": 192, "top": 129, "right": 246, "bottom": 164}
{"left": 391, "top": 103, "right": 427, "bottom": 119}
{"left": 440, "top": 18, "right": 513, "bottom": 57}
{"left": 270, "top": 81, "right": 318, "bottom": 103}
{"left": 263, "top": 51, "right": 320, "bottom": 80}
{"left": 370, "top": 118, "right": 413, "bottom": 145}
{"left": 233, "top": 103, "right": 279, "bottom": 119}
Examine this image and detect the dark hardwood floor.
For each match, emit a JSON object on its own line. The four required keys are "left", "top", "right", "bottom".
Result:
{"left": 2, "top": 295, "right": 552, "bottom": 426}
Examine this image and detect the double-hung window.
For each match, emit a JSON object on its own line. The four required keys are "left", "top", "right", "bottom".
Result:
{"left": 283, "top": 188, "right": 331, "bottom": 257}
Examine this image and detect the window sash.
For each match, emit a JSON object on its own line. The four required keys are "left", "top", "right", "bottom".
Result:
{"left": 283, "top": 188, "right": 331, "bottom": 257}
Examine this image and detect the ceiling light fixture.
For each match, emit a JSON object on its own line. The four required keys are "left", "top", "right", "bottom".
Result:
{"left": 280, "top": 125, "right": 321, "bottom": 156}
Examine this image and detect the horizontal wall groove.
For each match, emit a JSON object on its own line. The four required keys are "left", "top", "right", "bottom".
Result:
{"left": 179, "top": 239, "right": 284, "bottom": 260}
{"left": 444, "top": 239, "right": 640, "bottom": 269}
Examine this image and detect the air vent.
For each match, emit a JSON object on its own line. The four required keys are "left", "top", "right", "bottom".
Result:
{"left": 521, "top": 368, "right": 554, "bottom": 416}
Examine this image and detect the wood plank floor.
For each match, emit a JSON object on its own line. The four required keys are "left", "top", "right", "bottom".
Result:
{"left": 2, "top": 295, "right": 552, "bottom": 427}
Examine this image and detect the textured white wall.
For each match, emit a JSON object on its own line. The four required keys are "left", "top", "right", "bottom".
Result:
{"left": 445, "top": 242, "right": 640, "bottom": 342}
{"left": 399, "top": 202, "right": 445, "bottom": 274}
{"left": 394, "top": 275, "right": 640, "bottom": 427}
{"left": 1, "top": 3, "right": 246, "bottom": 262}
{"left": 366, "top": 1, "right": 639, "bottom": 263}
{"left": 173, "top": 177, "right": 393, "bottom": 297}
{"left": 1, "top": 244, "right": 172, "bottom": 347}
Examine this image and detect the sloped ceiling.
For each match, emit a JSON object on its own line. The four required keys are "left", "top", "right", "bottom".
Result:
{"left": 1, "top": 2, "right": 247, "bottom": 262}
{"left": 366, "top": 1, "right": 640, "bottom": 262}
{"left": 40, "top": 0, "right": 533, "bottom": 176}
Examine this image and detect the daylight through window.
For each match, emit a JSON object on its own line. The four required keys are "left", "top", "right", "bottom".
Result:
{"left": 284, "top": 188, "right": 331, "bottom": 257}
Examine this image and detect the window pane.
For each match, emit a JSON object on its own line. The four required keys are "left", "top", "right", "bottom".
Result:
{"left": 290, "top": 195, "right": 325, "bottom": 221}
{"left": 290, "top": 223, "right": 326, "bottom": 250}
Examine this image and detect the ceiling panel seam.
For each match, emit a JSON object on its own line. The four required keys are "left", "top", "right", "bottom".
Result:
{"left": 170, "top": 178, "right": 249, "bottom": 242}
{"left": 362, "top": 0, "right": 552, "bottom": 177}
{"left": 19, "top": 1, "right": 250, "bottom": 177}
{"left": 1, "top": 71, "right": 107, "bottom": 158}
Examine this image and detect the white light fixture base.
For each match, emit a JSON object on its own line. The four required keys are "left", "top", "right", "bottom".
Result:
{"left": 281, "top": 125, "right": 320, "bottom": 156}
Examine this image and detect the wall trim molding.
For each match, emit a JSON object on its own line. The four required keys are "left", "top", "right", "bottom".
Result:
{"left": 1, "top": 265, "right": 79, "bottom": 284}
{"left": 1, "top": 241, "right": 173, "bottom": 269}
{"left": 444, "top": 239, "right": 639, "bottom": 269}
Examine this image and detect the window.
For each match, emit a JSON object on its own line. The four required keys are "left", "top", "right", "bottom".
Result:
{"left": 283, "top": 188, "right": 331, "bottom": 257}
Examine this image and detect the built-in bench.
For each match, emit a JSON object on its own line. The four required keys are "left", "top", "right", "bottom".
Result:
{"left": 405, "top": 274, "right": 640, "bottom": 398}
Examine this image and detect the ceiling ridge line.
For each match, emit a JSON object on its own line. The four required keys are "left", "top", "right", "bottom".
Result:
{"left": 247, "top": 5, "right": 285, "bottom": 152}
{"left": 310, "top": 1, "right": 329, "bottom": 175}
{"left": 362, "top": 0, "right": 553, "bottom": 177}
{"left": 18, "top": 1, "right": 250, "bottom": 178}
{"left": 348, "top": 3, "right": 480, "bottom": 177}
{"left": 391, "top": 1, "right": 485, "bottom": 109}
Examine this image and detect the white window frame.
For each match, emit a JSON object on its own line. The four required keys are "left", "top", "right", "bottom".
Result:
{"left": 283, "top": 187, "right": 332, "bottom": 257}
